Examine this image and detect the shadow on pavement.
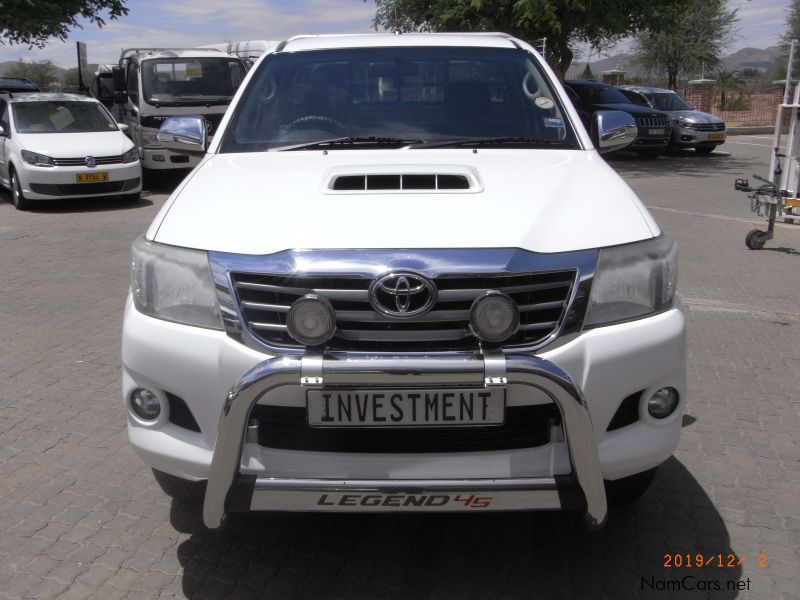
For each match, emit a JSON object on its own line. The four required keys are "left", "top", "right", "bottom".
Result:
{"left": 170, "top": 457, "right": 743, "bottom": 599}
{"left": 762, "top": 246, "right": 800, "bottom": 257}
{"left": 0, "top": 187, "right": 153, "bottom": 213}
{"left": 608, "top": 149, "right": 754, "bottom": 180}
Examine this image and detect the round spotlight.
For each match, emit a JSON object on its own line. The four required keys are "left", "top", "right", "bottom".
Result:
{"left": 130, "top": 388, "right": 162, "bottom": 421}
{"left": 286, "top": 294, "right": 336, "bottom": 346}
{"left": 647, "top": 387, "right": 679, "bottom": 419}
{"left": 469, "top": 291, "right": 519, "bottom": 343}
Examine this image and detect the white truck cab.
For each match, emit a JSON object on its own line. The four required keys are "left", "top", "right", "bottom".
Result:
{"left": 115, "top": 48, "right": 246, "bottom": 170}
{"left": 122, "top": 33, "right": 685, "bottom": 529}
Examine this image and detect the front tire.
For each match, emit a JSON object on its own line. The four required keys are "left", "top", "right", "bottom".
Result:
{"left": 152, "top": 469, "right": 206, "bottom": 505}
{"left": 695, "top": 146, "right": 715, "bottom": 155}
{"left": 10, "top": 169, "right": 33, "bottom": 210}
{"left": 121, "top": 192, "right": 141, "bottom": 203}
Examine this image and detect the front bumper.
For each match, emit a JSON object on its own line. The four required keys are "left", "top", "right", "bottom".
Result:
{"left": 673, "top": 127, "right": 726, "bottom": 147}
{"left": 140, "top": 146, "right": 202, "bottom": 170}
{"left": 20, "top": 162, "right": 142, "bottom": 200}
{"left": 203, "top": 351, "right": 607, "bottom": 529}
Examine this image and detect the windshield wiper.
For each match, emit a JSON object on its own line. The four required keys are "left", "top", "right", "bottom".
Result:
{"left": 273, "top": 136, "right": 424, "bottom": 152}
{"left": 411, "top": 137, "right": 573, "bottom": 149}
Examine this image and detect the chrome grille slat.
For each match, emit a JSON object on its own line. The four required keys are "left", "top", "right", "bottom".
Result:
{"left": 336, "top": 328, "right": 470, "bottom": 342}
{"left": 336, "top": 309, "right": 470, "bottom": 323}
{"left": 231, "top": 270, "right": 576, "bottom": 352}
{"left": 52, "top": 155, "right": 123, "bottom": 166}
{"left": 635, "top": 116, "right": 669, "bottom": 128}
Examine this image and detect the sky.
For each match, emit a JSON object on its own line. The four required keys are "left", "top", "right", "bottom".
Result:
{"left": 0, "top": 0, "right": 792, "bottom": 69}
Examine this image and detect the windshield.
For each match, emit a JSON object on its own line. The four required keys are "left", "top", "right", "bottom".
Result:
{"left": 648, "top": 92, "right": 693, "bottom": 111}
{"left": 571, "top": 83, "right": 631, "bottom": 105}
{"left": 220, "top": 47, "right": 579, "bottom": 152}
{"left": 142, "top": 58, "right": 246, "bottom": 104}
{"left": 12, "top": 101, "right": 118, "bottom": 133}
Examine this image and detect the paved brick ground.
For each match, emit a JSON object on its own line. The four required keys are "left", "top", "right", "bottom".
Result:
{"left": 0, "top": 138, "right": 798, "bottom": 599}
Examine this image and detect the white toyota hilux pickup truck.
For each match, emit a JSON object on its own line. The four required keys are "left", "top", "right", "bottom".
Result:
{"left": 122, "top": 33, "right": 685, "bottom": 529}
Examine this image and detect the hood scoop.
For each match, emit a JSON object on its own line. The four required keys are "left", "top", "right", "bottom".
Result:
{"left": 324, "top": 166, "right": 482, "bottom": 194}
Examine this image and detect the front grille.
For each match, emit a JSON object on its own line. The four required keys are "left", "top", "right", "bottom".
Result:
{"left": 693, "top": 122, "right": 725, "bottom": 132}
{"left": 52, "top": 155, "right": 124, "bottom": 166}
{"left": 30, "top": 177, "right": 140, "bottom": 196}
{"left": 251, "top": 403, "right": 559, "bottom": 452}
{"left": 636, "top": 116, "right": 669, "bottom": 129}
{"left": 231, "top": 270, "right": 576, "bottom": 352}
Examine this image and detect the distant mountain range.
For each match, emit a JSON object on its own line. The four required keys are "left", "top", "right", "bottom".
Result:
{"left": 566, "top": 46, "right": 783, "bottom": 80}
{"left": 0, "top": 61, "right": 68, "bottom": 77}
{"left": 1, "top": 46, "right": 785, "bottom": 82}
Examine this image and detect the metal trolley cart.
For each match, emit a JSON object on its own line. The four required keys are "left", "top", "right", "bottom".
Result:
{"left": 735, "top": 40, "right": 800, "bottom": 250}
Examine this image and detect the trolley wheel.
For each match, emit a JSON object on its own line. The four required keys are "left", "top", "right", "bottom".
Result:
{"left": 745, "top": 229, "right": 769, "bottom": 250}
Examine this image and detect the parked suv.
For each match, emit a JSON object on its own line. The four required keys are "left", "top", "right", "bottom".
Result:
{"left": 0, "top": 77, "right": 41, "bottom": 93}
{"left": 122, "top": 34, "right": 685, "bottom": 529}
{"left": 618, "top": 85, "right": 726, "bottom": 154}
{"left": 564, "top": 80, "right": 671, "bottom": 156}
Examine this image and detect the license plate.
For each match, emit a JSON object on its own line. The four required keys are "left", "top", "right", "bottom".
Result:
{"left": 708, "top": 133, "right": 724, "bottom": 141}
{"left": 307, "top": 388, "right": 506, "bottom": 427}
{"left": 76, "top": 172, "right": 108, "bottom": 183}
{"left": 649, "top": 129, "right": 665, "bottom": 135}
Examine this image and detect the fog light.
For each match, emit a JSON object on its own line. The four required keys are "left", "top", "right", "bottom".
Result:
{"left": 130, "top": 388, "right": 162, "bottom": 420}
{"left": 647, "top": 387, "right": 679, "bottom": 419}
{"left": 469, "top": 291, "right": 519, "bottom": 343}
{"left": 286, "top": 294, "right": 336, "bottom": 346}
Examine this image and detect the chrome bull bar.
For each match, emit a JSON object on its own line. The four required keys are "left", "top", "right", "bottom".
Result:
{"left": 203, "top": 352, "right": 608, "bottom": 529}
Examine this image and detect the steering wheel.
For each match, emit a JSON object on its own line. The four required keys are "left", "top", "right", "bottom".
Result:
{"left": 286, "top": 115, "right": 345, "bottom": 134}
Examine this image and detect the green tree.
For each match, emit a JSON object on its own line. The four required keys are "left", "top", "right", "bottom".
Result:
{"left": 633, "top": 0, "right": 738, "bottom": 90}
{"left": 714, "top": 69, "right": 746, "bottom": 110}
{"left": 780, "top": 0, "right": 800, "bottom": 78}
{"left": 63, "top": 67, "right": 81, "bottom": 92}
{"left": 5, "top": 59, "right": 59, "bottom": 90}
{"left": 0, "top": 0, "right": 128, "bottom": 47}
{"left": 370, "top": 0, "right": 693, "bottom": 79}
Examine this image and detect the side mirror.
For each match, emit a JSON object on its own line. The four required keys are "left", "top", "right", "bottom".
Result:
{"left": 591, "top": 110, "right": 637, "bottom": 154}
{"left": 157, "top": 115, "right": 208, "bottom": 156}
{"left": 0, "top": 125, "right": 5, "bottom": 137}
{"left": 112, "top": 66, "right": 125, "bottom": 92}
{"left": 118, "top": 123, "right": 129, "bottom": 133}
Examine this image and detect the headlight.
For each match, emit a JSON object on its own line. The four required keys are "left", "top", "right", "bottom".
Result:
{"left": 130, "top": 235, "right": 222, "bottom": 330}
{"left": 121, "top": 147, "right": 138, "bottom": 163}
{"left": 141, "top": 131, "right": 161, "bottom": 146}
{"left": 584, "top": 233, "right": 677, "bottom": 327}
{"left": 21, "top": 150, "right": 55, "bottom": 167}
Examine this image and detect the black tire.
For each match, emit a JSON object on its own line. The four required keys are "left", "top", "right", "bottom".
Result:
{"left": 745, "top": 229, "right": 768, "bottom": 250}
{"left": 152, "top": 469, "right": 206, "bottom": 504}
{"left": 10, "top": 168, "right": 33, "bottom": 210}
{"left": 695, "top": 146, "right": 715, "bottom": 155}
{"left": 605, "top": 467, "right": 657, "bottom": 504}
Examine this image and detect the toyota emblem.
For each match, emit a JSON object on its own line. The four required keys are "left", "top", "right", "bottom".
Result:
{"left": 84, "top": 156, "right": 96, "bottom": 168}
{"left": 370, "top": 272, "right": 436, "bottom": 318}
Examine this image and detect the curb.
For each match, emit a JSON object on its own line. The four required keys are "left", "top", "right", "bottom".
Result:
{"left": 727, "top": 126, "right": 776, "bottom": 135}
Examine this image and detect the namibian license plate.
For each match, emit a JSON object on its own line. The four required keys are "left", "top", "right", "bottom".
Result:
{"left": 76, "top": 172, "right": 108, "bottom": 183}
{"left": 649, "top": 128, "right": 665, "bottom": 135}
{"left": 708, "top": 133, "right": 725, "bottom": 141}
{"left": 307, "top": 388, "right": 506, "bottom": 427}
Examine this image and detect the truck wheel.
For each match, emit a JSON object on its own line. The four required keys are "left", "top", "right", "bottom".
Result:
{"left": 10, "top": 169, "right": 33, "bottom": 211}
{"left": 745, "top": 229, "right": 768, "bottom": 250}
{"left": 605, "top": 468, "right": 657, "bottom": 504}
{"left": 152, "top": 469, "right": 206, "bottom": 504}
